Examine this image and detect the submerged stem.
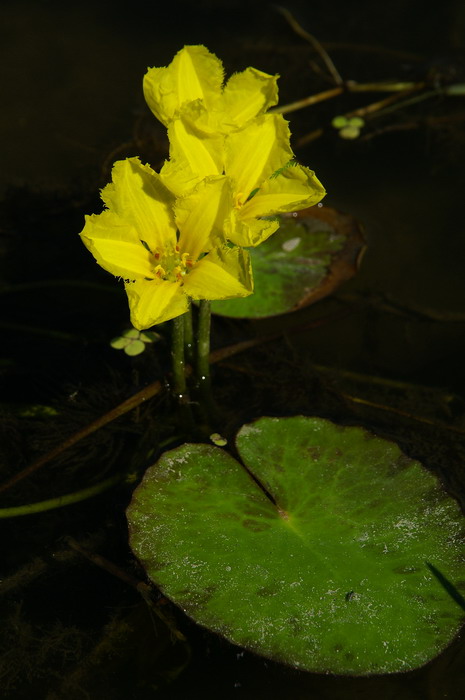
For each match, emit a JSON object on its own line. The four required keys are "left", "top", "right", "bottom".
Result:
{"left": 0, "top": 473, "right": 123, "bottom": 518}
{"left": 196, "top": 300, "right": 211, "bottom": 386}
{"left": 183, "top": 304, "right": 194, "bottom": 365}
{"left": 171, "top": 314, "right": 187, "bottom": 398}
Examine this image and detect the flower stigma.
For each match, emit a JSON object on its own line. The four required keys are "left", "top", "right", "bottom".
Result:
{"left": 142, "top": 240, "right": 193, "bottom": 283}
{"left": 234, "top": 192, "right": 245, "bottom": 209}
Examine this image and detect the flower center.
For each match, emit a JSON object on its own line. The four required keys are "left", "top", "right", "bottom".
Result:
{"left": 144, "top": 242, "right": 193, "bottom": 283}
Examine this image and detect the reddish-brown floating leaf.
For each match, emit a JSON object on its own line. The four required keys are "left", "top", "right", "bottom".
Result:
{"left": 211, "top": 206, "right": 366, "bottom": 319}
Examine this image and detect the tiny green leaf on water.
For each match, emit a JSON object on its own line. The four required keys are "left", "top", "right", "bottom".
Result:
{"left": 110, "top": 337, "right": 130, "bottom": 349}
{"left": 124, "top": 339, "right": 146, "bottom": 356}
{"left": 348, "top": 116, "right": 365, "bottom": 128}
{"left": 339, "top": 125, "right": 361, "bottom": 140}
{"left": 127, "top": 416, "right": 465, "bottom": 676}
{"left": 210, "top": 432, "right": 228, "bottom": 447}
{"left": 332, "top": 115, "right": 348, "bottom": 128}
{"left": 122, "top": 328, "right": 141, "bottom": 339}
{"left": 111, "top": 328, "right": 160, "bottom": 354}
{"left": 139, "top": 331, "right": 161, "bottom": 343}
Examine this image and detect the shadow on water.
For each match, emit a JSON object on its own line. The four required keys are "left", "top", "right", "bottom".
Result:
{"left": 426, "top": 562, "right": 465, "bottom": 613}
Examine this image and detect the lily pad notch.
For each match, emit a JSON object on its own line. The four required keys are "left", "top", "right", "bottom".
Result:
{"left": 127, "top": 416, "right": 465, "bottom": 675}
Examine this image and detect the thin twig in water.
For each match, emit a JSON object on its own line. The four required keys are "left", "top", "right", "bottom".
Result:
{"left": 271, "top": 87, "right": 344, "bottom": 116}
{"left": 275, "top": 5, "right": 344, "bottom": 85}
{"left": 66, "top": 537, "right": 187, "bottom": 641}
{"left": 0, "top": 379, "right": 166, "bottom": 495}
{"left": 340, "top": 393, "right": 465, "bottom": 435}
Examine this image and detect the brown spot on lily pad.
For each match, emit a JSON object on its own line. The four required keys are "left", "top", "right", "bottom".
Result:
{"left": 394, "top": 454, "right": 414, "bottom": 471}
{"left": 307, "top": 446, "right": 322, "bottom": 460}
{"left": 243, "top": 519, "right": 272, "bottom": 532}
{"left": 393, "top": 565, "right": 419, "bottom": 574}
{"left": 256, "top": 585, "right": 277, "bottom": 597}
{"left": 287, "top": 617, "right": 303, "bottom": 634}
{"left": 177, "top": 585, "right": 218, "bottom": 611}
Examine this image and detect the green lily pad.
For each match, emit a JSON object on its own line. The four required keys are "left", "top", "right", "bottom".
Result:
{"left": 127, "top": 416, "right": 465, "bottom": 675}
{"left": 211, "top": 206, "right": 365, "bottom": 318}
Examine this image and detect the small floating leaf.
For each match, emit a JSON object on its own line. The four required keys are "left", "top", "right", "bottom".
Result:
{"left": 124, "top": 339, "right": 146, "bottom": 356}
{"left": 348, "top": 116, "right": 365, "bottom": 128}
{"left": 139, "top": 331, "right": 161, "bottom": 343}
{"left": 210, "top": 432, "right": 227, "bottom": 447}
{"left": 339, "top": 125, "right": 361, "bottom": 140}
{"left": 110, "top": 328, "right": 161, "bottom": 355}
{"left": 127, "top": 416, "right": 465, "bottom": 675}
{"left": 122, "top": 328, "right": 140, "bottom": 339}
{"left": 332, "top": 115, "right": 348, "bottom": 128}
{"left": 332, "top": 116, "right": 364, "bottom": 137}
{"left": 211, "top": 206, "right": 365, "bottom": 318}
{"left": 110, "top": 337, "right": 129, "bottom": 350}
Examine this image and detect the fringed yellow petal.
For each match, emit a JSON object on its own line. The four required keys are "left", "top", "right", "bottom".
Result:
{"left": 240, "top": 164, "right": 326, "bottom": 219}
{"left": 159, "top": 158, "right": 202, "bottom": 198}
{"left": 125, "top": 278, "right": 189, "bottom": 329}
{"left": 225, "top": 213, "right": 280, "bottom": 248}
{"left": 143, "top": 45, "right": 224, "bottom": 126}
{"left": 143, "top": 65, "right": 173, "bottom": 126}
{"left": 222, "top": 68, "right": 279, "bottom": 128}
{"left": 224, "top": 114, "right": 293, "bottom": 201}
{"left": 80, "top": 210, "right": 153, "bottom": 279}
{"left": 101, "top": 158, "right": 177, "bottom": 251}
{"left": 168, "top": 110, "right": 223, "bottom": 181}
{"left": 185, "top": 246, "right": 253, "bottom": 300}
{"left": 176, "top": 177, "right": 233, "bottom": 260}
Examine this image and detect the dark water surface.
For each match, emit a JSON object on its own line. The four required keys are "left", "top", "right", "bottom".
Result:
{"left": 2, "top": 1, "right": 465, "bottom": 698}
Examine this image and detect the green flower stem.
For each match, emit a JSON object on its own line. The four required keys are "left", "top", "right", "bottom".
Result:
{"left": 183, "top": 304, "right": 194, "bottom": 365}
{"left": 0, "top": 473, "right": 123, "bottom": 519}
{"left": 171, "top": 313, "right": 195, "bottom": 436}
{"left": 195, "top": 300, "right": 216, "bottom": 431}
{"left": 171, "top": 314, "right": 187, "bottom": 398}
{"left": 196, "top": 300, "right": 211, "bottom": 386}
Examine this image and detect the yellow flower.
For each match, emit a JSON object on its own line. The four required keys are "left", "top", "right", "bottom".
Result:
{"left": 80, "top": 158, "right": 253, "bottom": 330}
{"left": 144, "top": 46, "right": 325, "bottom": 248}
{"left": 143, "top": 45, "right": 279, "bottom": 133}
{"left": 160, "top": 109, "right": 326, "bottom": 247}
